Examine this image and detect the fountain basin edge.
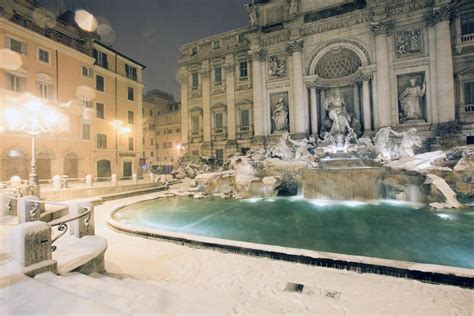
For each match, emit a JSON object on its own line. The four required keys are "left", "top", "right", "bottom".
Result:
{"left": 106, "top": 197, "right": 474, "bottom": 289}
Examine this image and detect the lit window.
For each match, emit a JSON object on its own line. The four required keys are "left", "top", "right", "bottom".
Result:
{"left": 38, "top": 48, "right": 49, "bottom": 63}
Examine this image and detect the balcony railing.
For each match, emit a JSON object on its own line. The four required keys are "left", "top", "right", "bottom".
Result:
{"left": 461, "top": 33, "right": 474, "bottom": 43}
{"left": 212, "top": 127, "right": 227, "bottom": 141}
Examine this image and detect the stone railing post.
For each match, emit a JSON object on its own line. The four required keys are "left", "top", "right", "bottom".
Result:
{"left": 17, "top": 196, "right": 40, "bottom": 223}
{"left": 52, "top": 175, "right": 62, "bottom": 190}
{"left": 10, "top": 221, "right": 57, "bottom": 276}
{"left": 85, "top": 174, "right": 93, "bottom": 188}
{"left": 111, "top": 174, "right": 118, "bottom": 186}
{"left": 132, "top": 173, "right": 138, "bottom": 184}
{"left": 66, "top": 201, "right": 95, "bottom": 237}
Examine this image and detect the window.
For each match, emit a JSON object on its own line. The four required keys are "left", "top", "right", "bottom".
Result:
{"left": 96, "top": 103, "right": 104, "bottom": 119}
{"left": 464, "top": 82, "right": 474, "bottom": 111}
{"left": 150, "top": 138, "right": 154, "bottom": 145}
{"left": 128, "top": 87, "right": 134, "bottom": 101}
{"left": 38, "top": 48, "right": 49, "bottom": 64}
{"left": 150, "top": 151, "right": 154, "bottom": 157}
{"left": 176, "top": 128, "right": 181, "bottom": 133}
{"left": 215, "top": 112, "right": 224, "bottom": 129}
{"left": 191, "top": 72, "right": 199, "bottom": 87}
{"left": 191, "top": 47, "right": 198, "bottom": 55}
{"left": 239, "top": 61, "right": 248, "bottom": 78}
{"left": 97, "top": 134, "right": 107, "bottom": 149}
{"left": 82, "top": 65, "right": 91, "bottom": 77}
{"left": 8, "top": 37, "right": 27, "bottom": 54}
{"left": 238, "top": 34, "right": 245, "bottom": 43}
{"left": 168, "top": 104, "right": 173, "bottom": 111}
{"left": 149, "top": 109, "right": 153, "bottom": 116}
{"left": 96, "top": 75, "right": 104, "bottom": 91}
{"left": 191, "top": 116, "right": 199, "bottom": 132}
{"left": 125, "top": 64, "right": 137, "bottom": 81}
{"left": 6, "top": 74, "right": 26, "bottom": 92}
{"left": 37, "top": 82, "right": 49, "bottom": 99}
{"left": 82, "top": 124, "right": 91, "bottom": 140}
{"left": 212, "top": 40, "right": 220, "bottom": 49}
{"left": 167, "top": 129, "right": 173, "bottom": 134}
{"left": 128, "top": 137, "right": 134, "bottom": 151}
{"left": 174, "top": 103, "right": 179, "bottom": 110}
{"left": 128, "top": 111, "right": 134, "bottom": 124}
{"left": 240, "top": 109, "right": 250, "bottom": 128}
{"left": 94, "top": 49, "right": 108, "bottom": 68}
{"left": 214, "top": 66, "right": 222, "bottom": 83}
{"left": 461, "top": 12, "right": 474, "bottom": 36}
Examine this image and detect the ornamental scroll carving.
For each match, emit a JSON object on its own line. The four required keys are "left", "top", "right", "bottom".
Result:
{"left": 287, "top": 39, "right": 304, "bottom": 55}
{"left": 248, "top": 48, "right": 267, "bottom": 62}
{"left": 371, "top": 21, "right": 395, "bottom": 36}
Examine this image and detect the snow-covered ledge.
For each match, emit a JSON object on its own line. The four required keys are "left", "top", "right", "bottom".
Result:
{"left": 106, "top": 197, "right": 474, "bottom": 289}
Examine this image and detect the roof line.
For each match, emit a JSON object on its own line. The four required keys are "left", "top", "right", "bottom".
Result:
{"left": 94, "top": 40, "right": 146, "bottom": 69}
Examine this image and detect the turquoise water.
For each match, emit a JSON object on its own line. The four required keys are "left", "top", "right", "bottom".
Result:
{"left": 114, "top": 197, "right": 474, "bottom": 269}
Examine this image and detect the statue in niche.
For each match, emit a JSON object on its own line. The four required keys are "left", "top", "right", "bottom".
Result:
{"left": 288, "top": 0, "right": 298, "bottom": 16}
{"left": 269, "top": 56, "right": 286, "bottom": 77}
{"left": 245, "top": 3, "right": 258, "bottom": 26}
{"left": 323, "top": 89, "right": 352, "bottom": 135}
{"left": 396, "top": 28, "right": 421, "bottom": 57}
{"left": 272, "top": 97, "right": 289, "bottom": 131}
{"left": 399, "top": 78, "right": 426, "bottom": 121}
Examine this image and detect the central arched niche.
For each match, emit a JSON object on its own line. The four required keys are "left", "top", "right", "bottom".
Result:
{"left": 315, "top": 48, "right": 362, "bottom": 79}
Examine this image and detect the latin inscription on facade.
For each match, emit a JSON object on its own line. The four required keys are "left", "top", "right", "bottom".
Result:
{"left": 302, "top": 11, "right": 371, "bottom": 36}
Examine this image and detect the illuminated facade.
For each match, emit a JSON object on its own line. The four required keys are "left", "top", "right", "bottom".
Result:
{"left": 0, "top": 0, "right": 145, "bottom": 180}
{"left": 178, "top": 0, "right": 474, "bottom": 160}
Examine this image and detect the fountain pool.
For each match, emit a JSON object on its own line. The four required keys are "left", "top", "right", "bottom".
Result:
{"left": 112, "top": 196, "right": 474, "bottom": 269}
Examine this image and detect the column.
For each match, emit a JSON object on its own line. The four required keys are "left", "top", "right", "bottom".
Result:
{"left": 178, "top": 67, "right": 188, "bottom": 146}
{"left": 371, "top": 21, "right": 394, "bottom": 128}
{"left": 309, "top": 83, "right": 318, "bottom": 136}
{"left": 353, "top": 82, "right": 361, "bottom": 120}
{"left": 288, "top": 39, "right": 305, "bottom": 135}
{"left": 200, "top": 62, "right": 211, "bottom": 143}
{"left": 362, "top": 75, "right": 372, "bottom": 131}
{"left": 249, "top": 48, "right": 265, "bottom": 137}
{"left": 428, "top": 9, "right": 456, "bottom": 123}
{"left": 225, "top": 61, "right": 236, "bottom": 140}
{"left": 319, "top": 88, "right": 326, "bottom": 123}
{"left": 427, "top": 25, "right": 438, "bottom": 123}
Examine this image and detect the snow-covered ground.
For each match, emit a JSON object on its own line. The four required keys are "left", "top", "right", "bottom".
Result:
{"left": 94, "top": 192, "right": 474, "bottom": 315}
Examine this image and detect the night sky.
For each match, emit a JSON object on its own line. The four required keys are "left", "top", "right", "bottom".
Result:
{"left": 39, "top": 0, "right": 250, "bottom": 100}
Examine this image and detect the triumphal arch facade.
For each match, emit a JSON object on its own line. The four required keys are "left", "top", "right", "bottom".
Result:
{"left": 178, "top": 0, "right": 474, "bottom": 159}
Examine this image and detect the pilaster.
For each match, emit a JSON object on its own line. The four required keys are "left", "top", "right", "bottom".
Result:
{"left": 224, "top": 59, "right": 236, "bottom": 140}
{"left": 200, "top": 61, "right": 211, "bottom": 142}
{"left": 249, "top": 48, "right": 266, "bottom": 137}
{"left": 177, "top": 67, "right": 188, "bottom": 146}
{"left": 287, "top": 39, "right": 305, "bottom": 134}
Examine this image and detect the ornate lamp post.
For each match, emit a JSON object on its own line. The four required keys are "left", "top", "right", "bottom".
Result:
{"left": 110, "top": 119, "right": 131, "bottom": 165}
{"left": 1, "top": 94, "right": 68, "bottom": 196}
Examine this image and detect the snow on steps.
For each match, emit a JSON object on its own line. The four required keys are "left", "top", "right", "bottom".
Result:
{"left": 1, "top": 275, "right": 122, "bottom": 315}
{"left": 35, "top": 272, "right": 168, "bottom": 314}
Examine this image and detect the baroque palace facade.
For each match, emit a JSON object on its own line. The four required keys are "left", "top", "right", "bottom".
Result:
{"left": 178, "top": 0, "right": 474, "bottom": 160}
{"left": 0, "top": 0, "right": 145, "bottom": 180}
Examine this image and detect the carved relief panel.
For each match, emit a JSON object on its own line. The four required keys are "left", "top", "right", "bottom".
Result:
{"left": 268, "top": 55, "right": 287, "bottom": 79}
{"left": 394, "top": 25, "right": 424, "bottom": 59}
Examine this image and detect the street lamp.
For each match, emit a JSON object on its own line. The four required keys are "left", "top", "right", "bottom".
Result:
{"left": 110, "top": 119, "right": 131, "bottom": 165}
{"left": 1, "top": 93, "right": 68, "bottom": 195}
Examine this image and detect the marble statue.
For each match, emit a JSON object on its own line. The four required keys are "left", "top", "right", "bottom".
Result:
{"left": 269, "top": 132, "right": 294, "bottom": 160}
{"left": 324, "top": 89, "right": 352, "bottom": 135}
{"left": 287, "top": 135, "right": 313, "bottom": 160}
{"left": 399, "top": 78, "right": 426, "bottom": 120}
{"left": 288, "top": 0, "right": 298, "bottom": 16}
{"left": 245, "top": 3, "right": 258, "bottom": 26}
{"left": 272, "top": 97, "right": 289, "bottom": 131}
{"left": 374, "top": 127, "right": 422, "bottom": 161}
{"left": 269, "top": 56, "right": 286, "bottom": 77}
{"left": 390, "top": 128, "right": 422, "bottom": 158}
